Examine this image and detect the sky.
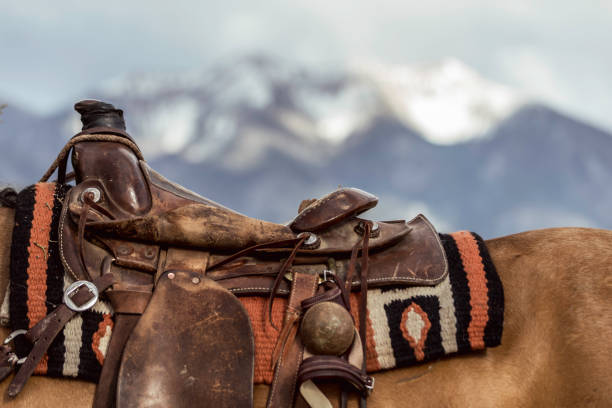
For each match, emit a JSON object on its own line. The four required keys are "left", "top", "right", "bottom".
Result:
{"left": 1, "top": 0, "right": 611, "bottom": 131}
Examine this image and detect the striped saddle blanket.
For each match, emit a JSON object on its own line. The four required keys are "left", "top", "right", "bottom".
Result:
{"left": 7, "top": 183, "right": 504, "bottom": 383}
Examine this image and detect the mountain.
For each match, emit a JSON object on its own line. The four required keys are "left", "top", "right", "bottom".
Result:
{"left": 1, "top": 56, "right": 610, "bottom": 238}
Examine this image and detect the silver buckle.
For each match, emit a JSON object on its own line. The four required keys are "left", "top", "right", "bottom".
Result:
{"left": 318, "top": 269, "right": 334, "bottom": 285}
{"left": 3, "top": 330, "right": 28, "bottom": 365}
{"left": 63, "top": 280, "right": 99, "bottom": 312}
{"left": 365, "top": 376, "right": 375, "bottom": 393}
{"left": 3, "top": 329, "right": 27, "bottom": 345}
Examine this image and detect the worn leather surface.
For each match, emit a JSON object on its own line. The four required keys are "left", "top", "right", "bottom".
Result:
{"left": 117, "top": 272, "right": 254, "bottom": 408}
{"left": 290, "top": 188, "right": 378, "bottom": 232}
{"left": 208, "top": 214, "right": 448, "bottom": 295}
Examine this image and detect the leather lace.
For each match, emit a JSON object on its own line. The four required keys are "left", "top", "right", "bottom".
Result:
{"left": 296, "top": 221, "right": 373, "bottom": 408}
{"left": 207, "top": 234, "right": 308, "bottom": 331}
{"left": 77, "top": 192, "right": 116, "bottom": 281}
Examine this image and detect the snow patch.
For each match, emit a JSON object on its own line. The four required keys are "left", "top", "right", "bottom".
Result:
{"left": 293, "top": 81, "right": 380, "bottom": 144}
{"left": 355, "top": 58, "right": 526, "bottom": 144}
{"left": 132, "top": 97, "right": 200, "bottom": 157}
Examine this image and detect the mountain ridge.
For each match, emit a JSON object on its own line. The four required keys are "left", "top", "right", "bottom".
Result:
{"left": 1, "top": 57, "right": 611, "bottom": 238}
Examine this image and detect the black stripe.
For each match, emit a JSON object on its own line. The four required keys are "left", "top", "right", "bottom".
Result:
{"left": 78, "top": 310, "right": 104, "bottom": 381}
{"left": 439, "top": 233, "right": 472, "bottom": 352}
{"left": 45, "top": 184, "right": 70, "bottom": 377}
{"left": 385, "top": 295, "right": 443, "bottom": 367}
{"left": 473, "top": 233, "right": 504, "bottom": 347}
{"left": 9, "top": 185, "right": 37, "bottom": 358}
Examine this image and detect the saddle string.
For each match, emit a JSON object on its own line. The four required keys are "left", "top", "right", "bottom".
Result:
{"left": 358, "top": 222, "right": 371, "bottom": 408}
{"left": 206, "top": 237, "right": 306, "bottom": 271}
{"left": 293, "top": 226, "right": 372, "bottom": 408}
{"left": 267, "top": 235, "right": 308, "bottom": 331}
{"left": 77, "top": 192, "right": 117, "bottom": 281}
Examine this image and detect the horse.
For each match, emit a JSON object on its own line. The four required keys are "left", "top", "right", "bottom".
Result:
{"left": 1, "top": 203, "right": 610, "bottom": 407}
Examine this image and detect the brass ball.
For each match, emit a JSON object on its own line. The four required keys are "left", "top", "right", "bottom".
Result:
{"left": 300, "top": 301, "right": 355, "bottom": 356}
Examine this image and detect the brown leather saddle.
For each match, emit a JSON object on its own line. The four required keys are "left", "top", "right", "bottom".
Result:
{"left": 1, "top": 101, "right": 448, "bottom": 407}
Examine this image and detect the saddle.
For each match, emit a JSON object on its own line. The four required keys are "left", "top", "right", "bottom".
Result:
{"left": 0, "top": 100, "right": 448, "bottom": 407}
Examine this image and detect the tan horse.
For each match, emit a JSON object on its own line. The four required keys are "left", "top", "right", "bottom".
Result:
{"left": 0, "top": 206, "right": 611, "bottom": 407}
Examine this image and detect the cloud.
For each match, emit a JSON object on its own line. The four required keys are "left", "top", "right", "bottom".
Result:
{"left": 496, "top": 47, "right": 571, "bottom": 106}
{"left": 0, "top": 0, "right": 611, "bottom": 134}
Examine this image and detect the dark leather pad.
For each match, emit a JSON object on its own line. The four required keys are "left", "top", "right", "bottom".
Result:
{"left": 117, "top": 272, "right": 254, "bottom": 408}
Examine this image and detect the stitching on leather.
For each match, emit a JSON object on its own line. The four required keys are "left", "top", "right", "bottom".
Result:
{"left": 417, "top": 214, "right": 449, "bottom": 281}
{"left": 229, "top": 287, "right": 290, "bottom": 295}
{"left": 350, "top": 214, "right": 447, "bottom": 285}
{"left": 58, "top": 197, "right": 79, "bottom": 281}
{"left": 287, "top": 275, "right": 317, "bottom": 404}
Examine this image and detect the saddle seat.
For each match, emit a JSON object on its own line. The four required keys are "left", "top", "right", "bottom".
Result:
{"left": 62, "top": 160, "right": 447, "bottom": 293}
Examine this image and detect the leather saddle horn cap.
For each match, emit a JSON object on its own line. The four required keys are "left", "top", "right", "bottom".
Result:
{"left": 290, "top": 188, "right": 378, "bottom": 232}
{"left": 74, "top": 100, "right": 127, "bottom": 131}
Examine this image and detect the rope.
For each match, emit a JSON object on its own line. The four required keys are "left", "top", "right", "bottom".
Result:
{"left": 39, "top": 134, "right": 144, "bottom": 182}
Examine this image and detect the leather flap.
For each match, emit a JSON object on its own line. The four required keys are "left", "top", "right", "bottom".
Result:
{"left": 210, "top": 214, "right": 448, "bottom": 295}
{"left": 290, "top": 188, "right": 378, "bottom": 232}
{"left": 117, "top": 272, "right": 254, "bottom": 408}
{"left": 257, "top": 218, "right": 410, "bottom": 256}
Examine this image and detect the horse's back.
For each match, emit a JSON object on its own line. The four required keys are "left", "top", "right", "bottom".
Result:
{"left": 1, "top": 224, "right": 610, "bottom": 407}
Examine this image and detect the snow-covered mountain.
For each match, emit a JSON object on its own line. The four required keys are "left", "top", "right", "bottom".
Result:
{"left": 354, "top": 59, "right": 524, "bottom": 144}
{"left": 75, "top": 56, "right": 526, "bottom": 164}
{"left": 1, "top": 55, "right": 610, "bottom": 238}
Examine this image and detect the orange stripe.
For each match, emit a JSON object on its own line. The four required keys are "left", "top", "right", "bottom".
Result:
{"left": 240, "top": 297, "right": 286, "bottom": 384}
{"left": 92, "top": 314, "right": 114, "bottom": 365}
{"left": 25, "top": 183, "right": 56, "bottom": 374}
{"left": 350, "top": 293, "right": 380, "bottom": 371}
{"left": 239, "top": 292, "right": 382, "bottom": 384}
{"left": 451, "top": 231, "right": 489, "bottom": 349}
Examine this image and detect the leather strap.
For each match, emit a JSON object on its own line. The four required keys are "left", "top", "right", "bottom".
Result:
{"left": 93, "top": 314, "right": 140, "bottom": 408}
{"left": 7, "top": 273, "right": 115, "bottom": 398}
{"left": 266, "top": 272, "right": 318, "bottom": 408}
{"left": 94, "top": 281, "right": 153, "bottom": 408}
{"left": 0, "top": 345, "right": 16, "bottom": 382}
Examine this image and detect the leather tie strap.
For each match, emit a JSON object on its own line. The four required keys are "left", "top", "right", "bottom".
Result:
{"left": 5, "top": 273, "right": 115, "bottom": 398}
{"left": 266, "top": 272, "right": 318, "bottom": 408}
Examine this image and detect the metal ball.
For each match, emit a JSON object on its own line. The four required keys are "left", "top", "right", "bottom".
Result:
{"left": 300, "top": 301, "right": 355, "bottom": 356}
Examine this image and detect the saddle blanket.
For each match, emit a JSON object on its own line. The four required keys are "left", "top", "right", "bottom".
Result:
{"left": 8, "top": 183, "right": 504, "bottom": 384}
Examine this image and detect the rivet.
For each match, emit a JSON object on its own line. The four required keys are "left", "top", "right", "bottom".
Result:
{"left": 192, "top": 277, "right": 200, "bottom": 284}
{"left": 354, "top": 220, "right": 380, "bottom": 238}
{"left": 117, "top": 245, "right": 133, "bottom": 256}
{"left": 298, "top": 232, "right": 320, "bottom": 249}
{"left": 81, "top": 187, "right": 101, "bottom": 203}
{"left": 168, "top": 272, "right": 175, "bottom": 280}
{"left": 143, "top": 247, "right": 156, "bottom": 259}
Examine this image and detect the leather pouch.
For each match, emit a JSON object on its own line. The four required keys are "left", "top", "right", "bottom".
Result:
{"left": 116, "top": 271, "right": 254, "bottom": 408}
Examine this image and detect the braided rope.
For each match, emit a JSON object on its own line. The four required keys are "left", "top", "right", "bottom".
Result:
{"left": 40, "top": 134, "right": 144, "bottom": 182}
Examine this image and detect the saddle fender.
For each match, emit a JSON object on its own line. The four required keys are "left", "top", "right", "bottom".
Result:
{"left": 117, "top": 271, "right": 254, "bottom": 408}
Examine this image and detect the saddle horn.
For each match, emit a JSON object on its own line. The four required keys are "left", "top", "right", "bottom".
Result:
{"left": 74, "top": 100, "right": 127, "bottom": 132}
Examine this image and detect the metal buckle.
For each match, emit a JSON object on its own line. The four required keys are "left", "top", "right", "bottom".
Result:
{"left": 3, "top": 329, "right": 26, "bottom": 345}
{"left": 3, "top": 330, "right": 28, "bottom": 365}
{"left": 318, "top": 269, "right": 334, "bottom": 285}
{"left": 365, "top": 376, "right": 375, "bottom": 393}
{"left": 63, "top": 280, "right": 99, "bottom": 312}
